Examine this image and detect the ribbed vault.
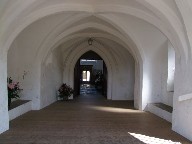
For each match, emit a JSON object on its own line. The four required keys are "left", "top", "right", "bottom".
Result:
{"left": 1, "top": 1, "right": 192, "bottom": 141}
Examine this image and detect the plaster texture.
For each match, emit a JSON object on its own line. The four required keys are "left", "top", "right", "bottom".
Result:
{"left": 0, "top": 55, "right": 9, "bottom": 133}
{"left": 0, "top": 0, "right": 192, "bottom": 141}
{"left": 41, "top": 48, "right": 63, "bottom": 108}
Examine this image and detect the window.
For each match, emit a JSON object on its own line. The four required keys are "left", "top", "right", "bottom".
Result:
{"left": 167, "top": 42, "right": 175, "bottom": 92}
{"left": 82, "top": 71, "right": 90, "bottom": 81}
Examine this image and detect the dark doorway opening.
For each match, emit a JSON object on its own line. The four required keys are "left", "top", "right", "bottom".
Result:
{"left": 74, "top": 51, "right": 107, "bottom": 98}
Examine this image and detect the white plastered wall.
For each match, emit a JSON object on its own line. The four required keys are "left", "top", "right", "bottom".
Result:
{"left": 40, "top": 48, "right": 63, "bottom": 108}
{"left": 7, "top": 35, "right": 41, "bottom": 110}
{"left": 102, "top": 14, "right": 174, "bottom": 109}
{"left": 6, "top": 13, "right": 74, "bottom": 110}
{"left": 161, "top": 41, "right": 175, "bottom": 107}
{"left": 0, "top": 54, "right": 9, "bottom": 133}
{"left": 1, "top": 0, "right": 192, "bottom": 141}
{"left": 173, "top": 1, "right": 192, "bottom": 140}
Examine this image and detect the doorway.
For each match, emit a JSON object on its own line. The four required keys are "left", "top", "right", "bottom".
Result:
{"left": 74, "top": 51, "right": 107, "bottom": 98}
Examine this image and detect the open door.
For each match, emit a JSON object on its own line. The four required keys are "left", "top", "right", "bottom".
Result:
{"left": 74, "top": 50, "right": 107, "bottom": 97}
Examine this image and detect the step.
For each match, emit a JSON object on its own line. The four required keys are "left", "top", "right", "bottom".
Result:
{"left": 147, "top": 103, "right": 172, "bottom": 123}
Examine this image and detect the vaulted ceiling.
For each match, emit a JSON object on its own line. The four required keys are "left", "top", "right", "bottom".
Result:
{"left": 0, "top": 0, "right": 190, "bottom": 63}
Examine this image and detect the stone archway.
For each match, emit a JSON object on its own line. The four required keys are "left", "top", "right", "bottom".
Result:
{"left": 1, "top": 2, "right": 192, "bottom": 140}
{"left": 73, "top": 50, "right": 108, "bottom": 98}
{"left": 61, "top": 39, "right": 136, "bottom": 102}
{"left": 62, "top": 42, "right": 114, "bottom": 100}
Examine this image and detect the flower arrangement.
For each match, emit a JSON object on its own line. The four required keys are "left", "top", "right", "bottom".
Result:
{"left": 58, "top": 83, "right": 74, "bottom": 100}
{"left": 7, "top": 77, "right": 22, "bottom": 107}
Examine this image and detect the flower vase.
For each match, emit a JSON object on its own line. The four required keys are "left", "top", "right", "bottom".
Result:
{"left": 62, "top": 95, "right": 68, "bottom": 101}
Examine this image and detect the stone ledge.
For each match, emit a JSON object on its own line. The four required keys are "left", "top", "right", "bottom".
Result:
{"left": 9, "top": 100, "right": 32, "bottom": 121}
{"left": 147, "top": 103, "right": 172, "bottom": 123}
{"left": 152, "top": 103, "right": 173, "bottom": 113}
{"left": 178, "top": 93, "right": 192, "bottom": 102}
{"left": 8, "top": 100, "right": 30, "bottom": 111}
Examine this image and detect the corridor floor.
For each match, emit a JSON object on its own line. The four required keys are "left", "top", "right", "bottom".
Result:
{"left": 0, "top": 95, "right": 191, "bottom": 144}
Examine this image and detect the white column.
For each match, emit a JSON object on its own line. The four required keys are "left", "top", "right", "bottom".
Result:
{"left": 172, "top": 56, "right": 192, "bottom": 141}
{"left": 0, "top": 53, "right": 9, "bottom": 133}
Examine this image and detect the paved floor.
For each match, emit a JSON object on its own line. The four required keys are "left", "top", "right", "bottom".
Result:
{"left": 0, "top": 95, "right": 191, "bottom": 144}
{"left": 80, "top": 84, "right": 101, "bottom": 95}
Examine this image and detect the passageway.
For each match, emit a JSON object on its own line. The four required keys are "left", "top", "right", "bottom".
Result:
{"left": 0, "top": 95, "right": 190, "bottom": 144}
{"left": 1, "top": 1, "right": 192, "bottom": 141}
{"left": 74, "top": 50, "right": 108, "bottom": 98}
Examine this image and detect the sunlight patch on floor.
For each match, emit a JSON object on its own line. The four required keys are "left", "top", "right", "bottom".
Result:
{"left": 128, "top": 132, "right": 181, "bottom": 144}
{"left": 88, "top": 106, "right": 142, "bottom": 113}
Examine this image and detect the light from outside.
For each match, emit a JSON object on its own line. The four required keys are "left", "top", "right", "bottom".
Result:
{"left": 81, "top": 59, "right": 96, "bottom": 62}
{"left": 82, "top": 71, "right": 90, "bottom": 82}
{"left": 128, "top": 132, "right": 181, "bottom": 144}
{"left": 87, "top": 71, "right": 90, "bottom": 81}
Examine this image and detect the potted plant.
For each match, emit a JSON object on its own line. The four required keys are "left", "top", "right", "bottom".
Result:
{"left": 7, "top": 77, "right": 22, "bottom": 108}
{"left": 58, "top": 83, "right": 74, "bottom": 100}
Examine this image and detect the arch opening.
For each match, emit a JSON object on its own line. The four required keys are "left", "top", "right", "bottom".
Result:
{"left": 61, "top": 38, "right": 136, "bottom": 104}
{"left": 74, "top": 50, "right": 108, "bottom": 98}
{"left": 1, "top": 1, "right": 192, "bottom": 141}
